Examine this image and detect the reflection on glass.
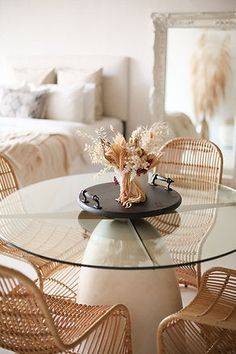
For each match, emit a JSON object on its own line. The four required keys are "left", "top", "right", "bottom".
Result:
{"left": 80, "top": 219, "right": 172, "bottom": 268}
{"left": 0, "top": 177, "right": 236, "bottom": 269}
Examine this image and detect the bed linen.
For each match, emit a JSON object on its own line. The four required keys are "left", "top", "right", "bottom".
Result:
{"left": 0, "top": 117, "right": 123, "bottom": 187}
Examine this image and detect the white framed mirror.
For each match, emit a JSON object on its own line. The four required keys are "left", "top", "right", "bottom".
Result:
{"left": 151, "top": 12, "right": 236, "bottom": 186}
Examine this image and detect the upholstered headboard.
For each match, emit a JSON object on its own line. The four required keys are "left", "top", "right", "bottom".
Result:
{"left": 4, "top": 55, "right": 129, "bottom": 121}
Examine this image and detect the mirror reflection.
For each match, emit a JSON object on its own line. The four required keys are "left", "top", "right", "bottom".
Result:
{"left": 152, "top": 12, "right": 236, "bottom": 186}
{"left": 166, "top": 28, "right": 236, "bottom": 178}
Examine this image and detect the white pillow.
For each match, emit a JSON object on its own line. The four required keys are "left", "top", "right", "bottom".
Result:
{"left": 83, "top": 83, "right": 96, "bottom": 124}
{"left": 11, "top": 67, "right": 56, "bottom": 86}
{"left": 0, "top": 86, "right": 47, "bottom": 118}
{"left": 57, "top": 67, "right": 103, "bottom": 117}
{"left": 29, "top": 83, "right": 96, "bottom": 123}
{"left": 43, "top": 84, "right": 84, "bottom": 122}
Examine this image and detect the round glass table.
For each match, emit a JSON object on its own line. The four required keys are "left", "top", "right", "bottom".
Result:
{"left": 0, "top": 173, "right": 236, "bottom": 354}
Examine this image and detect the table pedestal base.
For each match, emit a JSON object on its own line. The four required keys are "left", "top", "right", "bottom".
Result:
{"left": 78, "top": 267, "right": 182, "bottom": 354}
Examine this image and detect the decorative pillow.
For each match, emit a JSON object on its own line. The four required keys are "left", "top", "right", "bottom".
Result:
{"left": 11, "top": 67, "right": 56, "bottom": 85}
{"left": 165, "top": 112, "right": 199, "bottom": 138}
{"left": 0, "top": 86, "right": 47, "bottom": 118}
{"left": 42, "top": 84, "right": 84, "bottom": 122}
{"left": 57, "top": 67, "right": 103, "bottom": 117}
{"left": 83, "top": 83, "right": 96, "bottom": 124}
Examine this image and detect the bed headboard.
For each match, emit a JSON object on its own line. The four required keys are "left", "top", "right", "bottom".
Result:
{"left": 5, "top": 55, "right": 129, "bottom": 121}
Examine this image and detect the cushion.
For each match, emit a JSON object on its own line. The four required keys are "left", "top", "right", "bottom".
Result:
{"left": 165, "top": 112, "right": 199, "bottom": 138}
{"left": 83, "top": 83, "right": 96, "bottom": 124}
{"left": 0, "top": 86, "right": 47, "bottom": 118}
{"left": 11, "top": 67, "right": 56, "bottom": 85}
{"left": 57, "top": 67, "right": 103, "bottom": 117}
{"left": 43, "top": 84, "right": 84, "bottom": 122}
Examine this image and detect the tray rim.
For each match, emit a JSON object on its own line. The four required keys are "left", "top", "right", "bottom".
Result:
{"left": 78, "top": 182, "right": 182, "bottom": 219}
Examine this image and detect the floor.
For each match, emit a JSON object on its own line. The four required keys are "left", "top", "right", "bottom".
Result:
{"left": 0, "top": 252, "right": 235, "bottom": 354}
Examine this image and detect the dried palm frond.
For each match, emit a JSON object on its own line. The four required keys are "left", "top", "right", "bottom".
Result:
{"left": 191, "top": 32, "right": 231, "bottom": 122}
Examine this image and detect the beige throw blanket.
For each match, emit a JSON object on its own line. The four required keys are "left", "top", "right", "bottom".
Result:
{"left": 0, "top": 130, "right": 80, "bottom": 187}
{"left": 0, "top": 116, "right": 123, "bottom": 187}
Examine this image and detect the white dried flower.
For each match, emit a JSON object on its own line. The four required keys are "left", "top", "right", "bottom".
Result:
{"left": 77, "top": 121, "right": 168, "bottom": 175}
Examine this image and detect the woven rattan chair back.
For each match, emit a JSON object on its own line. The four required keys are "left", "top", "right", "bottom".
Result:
{"left": 156, "top": 137, "right": 223, "bottom": 188}
{"left": 157, "top": 267, "right": 236, "bottom": 354}
{"left": 0, "top": 153, "right": 80, "bottom": 299}
{"left": 154, "top": 138, "right": 223, "bottom": 287}
{"left": 0, "top": 264, "right": 132, "bottom": 353}
{"left": 0, "top": 154, "right": 18, "bottom": 200}
{"left": 0, "top": 153, "right": 49, "bottom": 288}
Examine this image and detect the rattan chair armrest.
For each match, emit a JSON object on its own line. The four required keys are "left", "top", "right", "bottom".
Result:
{"left": 157, "top": 313, "right": 182, "bottom": 354}
{"left": 0, "top": 266, "right": 132, "bottom": 353}
{"left": 57, "top": 303, "right": 132, "bottom": 351}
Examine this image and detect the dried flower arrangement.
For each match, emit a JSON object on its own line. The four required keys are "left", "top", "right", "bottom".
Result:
{"left": 78, "top": 122, "right": 168, "bottom": 208}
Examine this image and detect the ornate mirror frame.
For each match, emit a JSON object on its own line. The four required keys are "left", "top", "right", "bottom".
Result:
{"left": 151, "top": 12, "right": 236, "bottom": 121}
{"left": 151, "top": 12, "right": 236, "bottom": 185}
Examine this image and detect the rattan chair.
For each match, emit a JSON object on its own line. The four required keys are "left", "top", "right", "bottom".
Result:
{"left": 0, "top": 153, "right": 80, "bottom": 299}
{"left": 157, "top": 267, "right": 236, "bottom": 354}
{"left": 0, "top": 264, "right": 132, "bottom": 354}
{"left": 155, "top": 137, "right": 223, "bottom": 287}
{"left": 156, "top": 137, "right": 223, "bottom": 188}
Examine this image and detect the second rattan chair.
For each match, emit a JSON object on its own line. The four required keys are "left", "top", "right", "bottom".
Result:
{"left": 155, "top": 137, "right": 223, "bottom": 287}
{"left": 0, "top": 264, "right": 132, "bottom": 353}
{"left": 0, "top": 153, "right": 80, "bottom": 299}
{"left": 157, "top": 267, "right": 236, "bottom": 354}
{"left": 156, "top": 137, "right": 223, "bottom": 188}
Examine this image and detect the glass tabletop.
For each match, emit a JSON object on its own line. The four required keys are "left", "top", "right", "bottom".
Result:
{"left": 0, "top": 173, "right": 236, "bottom": 270}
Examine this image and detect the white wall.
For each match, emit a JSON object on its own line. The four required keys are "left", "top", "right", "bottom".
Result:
{"left": 0, "top": 0, "right": 236, "bottom": 135}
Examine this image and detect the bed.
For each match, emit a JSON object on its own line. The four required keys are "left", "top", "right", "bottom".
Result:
{"left": 0, "top": 56, "right": 128, "bottom": 187}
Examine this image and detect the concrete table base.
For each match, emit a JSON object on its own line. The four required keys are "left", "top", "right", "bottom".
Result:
{"left": 79, "top": 267, "right": 182, "bottom": 354}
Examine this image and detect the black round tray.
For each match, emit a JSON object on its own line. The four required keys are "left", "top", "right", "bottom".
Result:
{"left": 78, "top": 182, "right": 182, "bottom": 219}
